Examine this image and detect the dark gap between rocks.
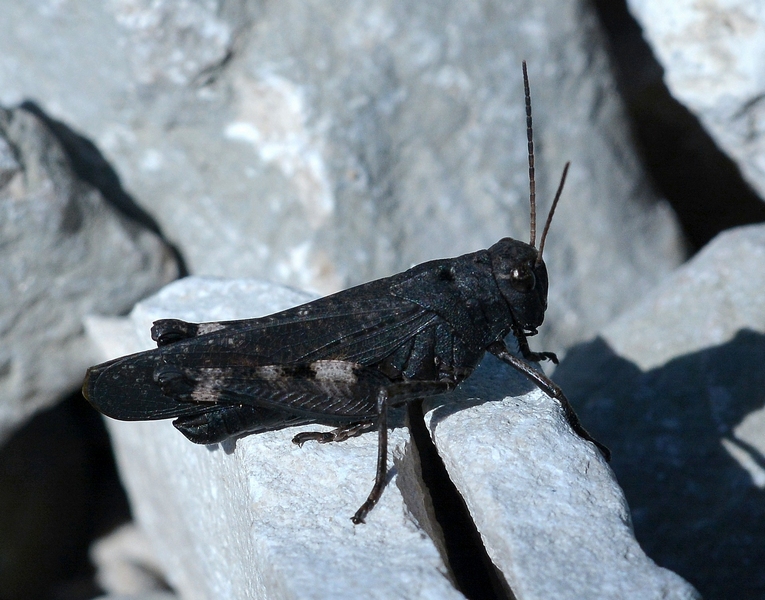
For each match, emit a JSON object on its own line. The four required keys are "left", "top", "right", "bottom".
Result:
{"left": 0, "top": 391, "right": 132, "bottom": 600}
{"left": 592, "top": 0, "right": 765, "bottom": 252}
{"left": 407, "top": 400, "right": 515, "bottom": 600}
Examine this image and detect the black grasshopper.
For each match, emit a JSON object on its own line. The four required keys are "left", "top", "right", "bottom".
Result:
{"left": 83, "top": 63, "right": 609, "bottom": 524}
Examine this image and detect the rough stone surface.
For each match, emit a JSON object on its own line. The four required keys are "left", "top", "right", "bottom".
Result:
{"left": 91, "top": 524, "right": 173, "bottom": 597}
{"left": 0, "top": 0, "right": 685, "bottom": 358}
{"left": 87, "top": 277, "right": 698, "bottom": 599}
{"left": 556, "top": 224, "right": 765, "bottom": 598}
{"left": 626, "top": 0, "right": 765, "bottom": 201}
{"left": 0, "top": 106, "right": 177, "bottom": 444}
{"left": 424, "top": 361, "right": 700, "bottom": 600}
{"left": 603, "top": 224, "right": 765, "bottom": 371}
{"left": 88, "top": 278, "right": 464, "bottom": 600}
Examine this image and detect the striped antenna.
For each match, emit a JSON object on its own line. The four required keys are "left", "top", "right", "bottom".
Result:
{"left": 536, "top": 161, "right": 570, "bottom": 266}
{"left": 523, "top": 61, "right": 537, "bottom": 248}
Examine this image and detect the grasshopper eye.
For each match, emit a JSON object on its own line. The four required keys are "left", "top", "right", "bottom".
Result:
{"left": 510, "top": 267, "right": 536, "bottom": 292}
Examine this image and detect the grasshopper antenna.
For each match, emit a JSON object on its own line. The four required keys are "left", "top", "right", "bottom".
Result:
{"left": 536, "top": 161, "right": 570, "bottom": 266}
{"left": 523, "top": 61, "right": 537, "bottom": 248}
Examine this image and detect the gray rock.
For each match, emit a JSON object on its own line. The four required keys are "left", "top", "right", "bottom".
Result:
{"left": 626, "top": 0, "right": 765, "bottom": 201}
{"left": 423, "top": 362, "right": 700, "bottom": 600}
{"left": 0, "top": 106, "right": 178, "bottom": 443}
{"left": 604, "top": 224, "right": 765, "bottom": 370}
{"left": 86, "top": 276, "right": 699, "bottom": 599}
{"left": 0, "top": 0, "right": 684, "bottom": 357}
{"left": 91, "top": 524, "right": 172, "bottom": 597}
{"left": 556, "top": 224, "right": 765, "bottom": 598}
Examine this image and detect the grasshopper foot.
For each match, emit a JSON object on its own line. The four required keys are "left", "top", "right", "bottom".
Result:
{"left": 292, "top": 421, "right": 375, "bottom": 446}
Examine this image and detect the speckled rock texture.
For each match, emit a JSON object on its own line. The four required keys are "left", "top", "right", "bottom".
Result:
{"left": 627, "top": 0, "right": 765, "bottom": 201}
{"left": 0, "top": 106, "right": 177, "bottom": 444}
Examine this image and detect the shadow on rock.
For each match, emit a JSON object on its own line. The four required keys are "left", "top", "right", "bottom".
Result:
{"left": 555, "top": 329, "right": 765, "bottom": 600}
{"left": 18, "top": 100, "right": 188, "bottom": 276}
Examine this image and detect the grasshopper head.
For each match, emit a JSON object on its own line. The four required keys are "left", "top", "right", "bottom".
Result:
{"left": 489, "top": 238, "right": 549, "bottom": 334}
{"left": 496, "top": 62, "right": 567, "bottom": 336}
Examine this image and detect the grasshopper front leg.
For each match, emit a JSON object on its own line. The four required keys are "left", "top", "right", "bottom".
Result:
{"left": 488, "top": 341, "right": 610, "bottom": 462}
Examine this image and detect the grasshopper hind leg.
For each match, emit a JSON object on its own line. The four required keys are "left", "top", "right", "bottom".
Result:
{"left": 290, "top": 379, "right": 453, "bottom": 524}
{"left": 292, "top": 421, "right": 376, "bottom": 446}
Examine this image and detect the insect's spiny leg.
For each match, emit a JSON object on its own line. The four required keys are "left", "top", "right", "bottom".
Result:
{"left": 331, "top": 421, "right": 376, "bottom": 442}
{"left": 292, "top": 430, "right": 334, "bottom": 446}
{"left": 292, "top": 421, "right": 375, "bottom": 446}
{"left": 352, "top": 389, "right": 389, "bottom": 524}
{"left": 487, "top": 341, "right": 611, "bottom": 462}
{"left": 512, "top": 322, "right": 559, "bottom": 364}
{"left": 350, "top": 380, "right": 452, "bottom": 523}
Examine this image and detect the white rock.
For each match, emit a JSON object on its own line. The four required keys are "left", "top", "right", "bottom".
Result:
{"left": 627, "top": 0, "right": 765, "bottom": 200}
{"left": 91, "top": 524, "right": 171, "bottom": 596}
{"left": 424, "top": 359, "right": 700, "bottom": 600}
{"left": 603, "top": 223, "right": 765, "bottom": 370}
